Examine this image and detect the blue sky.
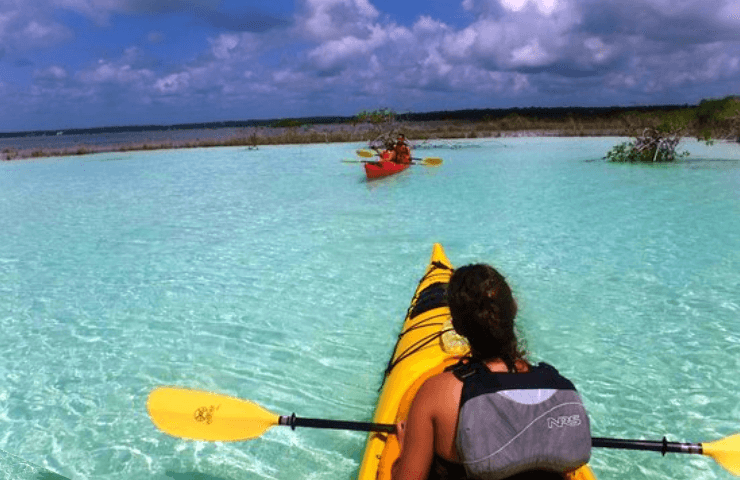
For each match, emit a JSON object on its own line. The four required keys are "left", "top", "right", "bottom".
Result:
{"left": 1, "top": 0, "right": 739, "bottom": 132}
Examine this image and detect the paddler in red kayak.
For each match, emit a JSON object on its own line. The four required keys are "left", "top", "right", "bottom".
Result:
{"left": 394, "top": 134, "right": 411, "bottom": 164}
{"left": 379, "top": 141, "right": 397, "bottom": 163}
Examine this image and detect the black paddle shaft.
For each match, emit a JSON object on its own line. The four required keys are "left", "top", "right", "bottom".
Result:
{"left": 275, "top": 417, "right": 705, "bottom": 455}
{"left": 592, "top": 437, "right": 703, "bottom": 456}
{"left": 279, "top": 414, "right": 396, "bottom": 434}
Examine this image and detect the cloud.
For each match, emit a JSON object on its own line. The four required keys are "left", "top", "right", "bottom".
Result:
{"left": 306, "top": 24, "right": 387, "bottom": 72}
{"left": 77, "top": 48, "right": 154, "bottom": 85}
{"left": 0, "top": 2, "right": 74, "bottom": 52}
{"left": 207, "top": 32, "right": 263, "bottom": 61}
{"left": 500, "top": 0, "right": 558, "bottom": 15}
{"left": 154, "top": 72, "right": 190, "bottom": 94}
{"left": 298, "top": 0, "right": 380, "bottom": 41}
{"left": 34, "top": 65, "right": 68, "bottom": 81}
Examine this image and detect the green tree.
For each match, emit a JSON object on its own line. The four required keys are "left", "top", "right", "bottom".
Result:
{"left": 695, "top": 96, "right": 740, "bottom": 141}
{"left": 605, "top": 127, "right": 688, "bottom": 163}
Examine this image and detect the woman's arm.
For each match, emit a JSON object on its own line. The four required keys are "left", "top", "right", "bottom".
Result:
{"left": 391, "top": 380, "right": 437, "bottom": 480}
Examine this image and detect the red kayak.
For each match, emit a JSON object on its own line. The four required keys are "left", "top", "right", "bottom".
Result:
{"left": 364, "top": 161, "right": 411, "bottom": 179}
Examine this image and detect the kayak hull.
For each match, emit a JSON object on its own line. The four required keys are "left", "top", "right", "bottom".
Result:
{"left": 364, "top": 161, "right": 410, "bottom": 179}
{"left": 357, "top": 243, "right": 596, "bottom": 480}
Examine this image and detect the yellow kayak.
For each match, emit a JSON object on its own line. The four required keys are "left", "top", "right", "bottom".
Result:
{"left": 357, "top": 243, "right": 596, "bottom": 480}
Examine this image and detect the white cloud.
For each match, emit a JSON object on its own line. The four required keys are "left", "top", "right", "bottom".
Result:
{"left": 412, "top": 15, "right": 449, "bottom": 34}
{"left": 500, "top": 0, "right": 559, "bottom": 15}
{"left": 307, "top": 24, "right": 386, "bottom": 71}
{"left": 720, "top": 1, "right": 740, "bottom": 22}
{"left": 53, "top": 0, "right": 128, "bottom": 24}
{"left": 207, "top": 32, "right": 261, "bottom": 62}
{"left": 299, "top": 0, "right": 380, "bottom": 40}
{"left": 77, "top": 53, "right": 154, "bottom": 85}
{"left": 35, "top": 65, "right": 68, "bottom": 80}
{"left": 510, "top": 39, "right": 550, "bottom": 67}
{"left": 5, "top": 18, "right": 72, "bottom": 50}
{"left": 154, "top": 72, "right": 190, "bottom": 94}
{"left": 210, "top": 34, "right": 240, "bottom": 60}
{"left": 442, "top": 27, "right": 477, "bottom": 59}
{"left": 583, "top": 37, "right": 612, "bottom": 64}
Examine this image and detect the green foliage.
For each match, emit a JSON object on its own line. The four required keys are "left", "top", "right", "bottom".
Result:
{"left": 354, "top": 108, "right": 396, "bottom": 125}
{"left": 694, "top": 96, "right": 740, "bottom": 140}
{"left": 655, "top": 110, "right": 691, "bottom": 134}
{"left": 605, "top": 127, "right": 689, "bottom": 163}
{"left": 697, "top": 96, "right": 740, "bottom": 122}
{"left": 271, "top": 119, "right": 303, "bottom": 128}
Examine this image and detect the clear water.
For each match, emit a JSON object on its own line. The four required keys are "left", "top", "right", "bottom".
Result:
{"left": 1, "top": 138, "right": 739, "bottom": 480}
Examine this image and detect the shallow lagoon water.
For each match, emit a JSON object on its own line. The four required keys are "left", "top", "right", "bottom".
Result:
{"left": 1, "top": 137, "right": 739, "bottom": 480}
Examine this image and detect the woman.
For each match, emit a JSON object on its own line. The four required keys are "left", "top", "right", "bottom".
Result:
{"left": 380, "top": 141, "right": 397, "bottom": 162}
{"left": 393, "top": 134, "right": 411, "bottom": 164}
{"left": 392, "top": 264, "right": 590, "bottom": 480}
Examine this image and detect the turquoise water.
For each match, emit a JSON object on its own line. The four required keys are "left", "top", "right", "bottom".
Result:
{"left": 1, "top": 138, "right": 739, "bottom": 480}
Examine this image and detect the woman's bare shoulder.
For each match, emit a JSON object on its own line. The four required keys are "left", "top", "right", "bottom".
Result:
{"left": 416, "top": 370, "right": 462, "bottom": 401}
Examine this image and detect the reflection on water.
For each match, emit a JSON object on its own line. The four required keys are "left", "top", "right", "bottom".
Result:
{"left": 0, "top": 449, "right": 70, "bottom": 480}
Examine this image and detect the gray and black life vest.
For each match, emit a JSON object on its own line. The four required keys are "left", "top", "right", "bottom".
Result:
{"left": 452, "top": 359, "right": 591, "bottom": 480}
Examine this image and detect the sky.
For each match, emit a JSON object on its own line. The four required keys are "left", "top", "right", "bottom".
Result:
{"left": 0, "top": 0, "right": 739, "bottom": 133}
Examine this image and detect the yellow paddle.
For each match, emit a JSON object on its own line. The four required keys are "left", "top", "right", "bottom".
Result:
{"left": 704, "top": 435, "right": 740, "bottom": 475}
{"left": 355, "top": 149, "right": 442, "bottom": 166}
{"left": 593, "top": 436, "right": 740, "bottom": 475}
{"left": 355, "top": 149, "right": 377, "bottom": 158}
{"left": 146, "top": 387, "right": 395, "bottom": 442}
{"left": 148, "top": 387, "right": 740, "bottom": 475}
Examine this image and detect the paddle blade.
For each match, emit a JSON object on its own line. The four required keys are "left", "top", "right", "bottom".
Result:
{"left": 703, "top": 434, "right": 740, "bottom": 475}
{"left": 420, "top": 157, "right": 442, "bottom": 166}
{"left": 356, "top": 149, "right": 376, "bottom": 158}
{"left": 147, "top": 387, "right": 279, "bottom": 442}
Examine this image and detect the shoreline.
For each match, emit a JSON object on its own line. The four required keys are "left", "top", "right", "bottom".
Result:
{"left": 2, "top": 118, "right": 736, "bottom": 161}
{"left": 0, "top": 121, "right": 629, "bottom": 161}
{"left": 4, "top": 98, "right": 738, "bottom": 161}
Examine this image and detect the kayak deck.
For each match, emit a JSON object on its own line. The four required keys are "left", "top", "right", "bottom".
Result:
{"left": 357, "top": 243, "right": 596, "bottom": 480}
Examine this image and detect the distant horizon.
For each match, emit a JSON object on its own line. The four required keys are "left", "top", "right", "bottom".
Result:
{"left": 0, "top": 101, "right": 698, "bottom": 138}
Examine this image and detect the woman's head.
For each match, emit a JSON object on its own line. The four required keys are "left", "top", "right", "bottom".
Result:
{"left": 447, "top": 264, "right": 524, "bottom": 369}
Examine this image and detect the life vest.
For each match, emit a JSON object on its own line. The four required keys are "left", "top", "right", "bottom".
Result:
{"left": 452, "top": 360, "right": 591, "bottom": 480}
{"left": 394, "top": 144, "right": 411, "bottom": 164}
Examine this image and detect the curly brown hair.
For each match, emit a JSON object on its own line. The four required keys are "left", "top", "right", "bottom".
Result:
{"left": 447, "top": 264, "right": 527, "bottom": 372}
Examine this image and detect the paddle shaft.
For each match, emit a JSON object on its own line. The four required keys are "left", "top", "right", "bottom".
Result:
{"left": 279, "top": 414, "right": 396, "bottom": 433}
{"left": 592, "top": 437, "right": 703, "bottom": 455}
{"left": 274, "top": 418, "right": 705, "bottom": 454}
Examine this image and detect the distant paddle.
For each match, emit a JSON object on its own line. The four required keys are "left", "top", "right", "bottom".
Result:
{"left": 355, "top": 149, "right": 377, "bottom": 158}
{"left": 148, "top": 387, "right": 740, "bottom": 476}
{"left": 341, "top": 159, "right": 377, "bottom": 164}
{"left": 354, "top": 149, "right": 442, "bottom": 166}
